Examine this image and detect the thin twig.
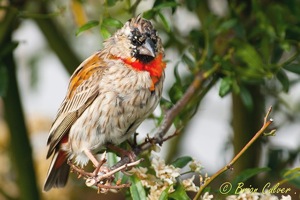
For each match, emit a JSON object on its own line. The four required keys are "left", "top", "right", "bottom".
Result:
{"left": 96, "top": 182, "right": 131, "bottom": 189}
{"left": 98, "top": 159, "right": 143, "bottom": 181}
{"left": 69, "top": 157, "right": 142, "bottom": 190}
{"left": 145, "top": 64, "right": 220, "bottom": 147}
{"left": 193, "top": 106, "right": 275, "bottom": 200}
{"left": 137, "top": 128, "right": 180, "bottom": 150}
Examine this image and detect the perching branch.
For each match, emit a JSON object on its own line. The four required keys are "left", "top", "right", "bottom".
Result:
{"left": 140, "top": 63, "right": 220, "bottom": 150}
{"left": 193, "top": 106, "right": 275, "bottom": 200}
{"left": 69, "top": 155, "right": 142, "bottom": 193}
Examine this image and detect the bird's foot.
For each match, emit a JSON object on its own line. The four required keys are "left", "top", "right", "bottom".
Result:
{"left": 68, "top": 152, "right": 142, "bottom": 193}
{"left": 106, "top": 143, "right": 137, "bottom": 163}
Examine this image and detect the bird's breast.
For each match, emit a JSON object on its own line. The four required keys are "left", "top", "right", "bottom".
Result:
{"left": 67, "top": 63, "right": 163, "bottom": 166}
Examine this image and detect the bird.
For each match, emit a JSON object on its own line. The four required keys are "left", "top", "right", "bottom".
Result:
{"left": 43, "top": 15, "right": 166, "bottom": 191}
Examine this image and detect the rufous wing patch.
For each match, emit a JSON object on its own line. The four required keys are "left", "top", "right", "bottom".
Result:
{"left": 68, "top": 54, "right": 103, "bottom": 98}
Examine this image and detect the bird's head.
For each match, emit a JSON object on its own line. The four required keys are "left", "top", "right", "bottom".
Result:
{"left": 104, "top": 15, "right": 164, "bottom": 64}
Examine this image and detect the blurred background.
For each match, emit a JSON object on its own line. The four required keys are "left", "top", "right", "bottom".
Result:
{"left": 1, "top": 0, "right": 300, "bottom": 199}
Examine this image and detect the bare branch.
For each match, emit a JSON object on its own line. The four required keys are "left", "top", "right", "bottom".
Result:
{"left": 193, "top": 106, "right": 275, "bottom": 200}
{"left": 69, "top": 157, "right": 143, "bottom": 192}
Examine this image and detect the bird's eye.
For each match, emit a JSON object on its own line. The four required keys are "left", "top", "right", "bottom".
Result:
{"left": 138, "top": 36, "right": 146, "bottom": 43}
{"left": 131, "top": 35, "right": 140, "bottom": 46}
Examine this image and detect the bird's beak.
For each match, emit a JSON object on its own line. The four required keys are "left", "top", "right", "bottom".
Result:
{"left": 138, "top": 38, "right": 156, "bottom": 57}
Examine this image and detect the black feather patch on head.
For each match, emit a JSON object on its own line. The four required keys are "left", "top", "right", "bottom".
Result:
{"left": 129, "top": 16, "right": 158, "bottom": 63}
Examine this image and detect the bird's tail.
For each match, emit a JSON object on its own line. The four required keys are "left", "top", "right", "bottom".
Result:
{"left": 43, "top": 151, "right": 70, "bottom": 191}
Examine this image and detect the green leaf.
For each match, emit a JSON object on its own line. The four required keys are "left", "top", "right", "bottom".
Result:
{"left": 171, "top": 156, "right": 193, "bottom": 168}
{"left": 169, "top": 83, "right": 183, "bottom": 104}
{"left": 284, "top": 63, "right": 300, "bottom": 75}
{"left": 102, "top": 17, "right": 123, "bottom": 28}
{"left": 107, "top": 152, "right": 121, "bottom": 180}
{"left": 143, "top": 10, "right": 155, "bottom": 19}
{"left": 153, "top": 0, "right": 178, "bottom": 13}
{"left": 130, "top": 175, "right": 147, "bottom": 200}
{"left": 107, "top": 0, "right": 118, "bottom": 6}
{"left": 144, "top": 1, "right": 179, "bottom": 19}
{"left": 186, "top": 0, "right": 198, "bottom": 11}
{"left": 232, "top": 167, "right": 271, "bottom": 189}
{"left": 153, "top": 1, "right": 179, "bottom": 11}
{"left": 75, "top": 20, "right": 99, "bottom": 36}
{"left": 283, "top": 168, "right": 300, "bottom": 187}
{"left": 239, "top": 86, "right": 253, "bottom": 111}
{"left": 276, "top": 69, "right": 289, "bottom": 92}
{"left": 160, "top": 97, "right": 173, "bottom": 111}
{"left": 219, "top": 77, "right": 232, "bottom": 97}
{"left": 168, "top": 184, "right": 190, "bottom": 200}
{"left": 283, "top": 167, "right": 300, "bottom": 178}
{"left": 107, "top": 152, "right": 118, "bottom": 167}
{"left": 271, "top": 44, "right": 284, "bottom": 64}
{"left": 158, "top": 12, "right": 170, "bottom": 32}
{"left": 216, "top": 19, "right": 238, "bottom": 34}
{"left": 182, "top": 54, "right": 195, "bottom": 71}
{"left": 100, "top": 25, "right": 111, "bottom": 39}
{"left": 0, "top": 66, "right": 8, "bottom": 97}
{"left": 236, "top": 42, "right": 264, "bottom": 71}
{"left": 159, "top": 186, "right": 170, "bottom": 200}
{"left": 173, "top": 62, "right": 182, "bottom": 86}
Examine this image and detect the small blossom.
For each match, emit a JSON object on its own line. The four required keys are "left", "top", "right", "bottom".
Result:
{"left": 182, "top": 175, "right": 199, "bottom": 192}
{"left": 280, "top": 195, "right": 291, "bottom": 200}
{"left": 147, "top": 185, "right": 170, "bottom": 200}
{"left": 189, "top": 159, "right": 202, "bottom": 173}
{"left": 260, "top": 192, "right": 279, "bottom": 200}
{"left": 201, "top": 192, "right": 213, "bottom": 200}
{"left": 226, "top": 195, "right": 238, "bottom": 200}
{"left": 238, "top": 192, "right": 260, "bottom": 200}
{"left": 130, "top": 156, "right": 206, "bottom": 199}
{"left": 129, "top": 167, "right": 148, "bottom": 179}
{"left": 141, "top": 174, "right": 159, "bottom": 189}
{"left": 152, "top": 145, "right": 161, "bottom": 153}
{"left": 151, "top": 155, "right": 180, "bottom": 185}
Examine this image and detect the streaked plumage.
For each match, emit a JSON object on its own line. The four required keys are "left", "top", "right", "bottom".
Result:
{"left": 44, "top": 15, "right": 166, "bottom": 191}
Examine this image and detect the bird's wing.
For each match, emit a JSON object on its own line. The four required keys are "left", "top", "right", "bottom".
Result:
{"left": 46, "top": 52, "right": 106, "bottom": 158}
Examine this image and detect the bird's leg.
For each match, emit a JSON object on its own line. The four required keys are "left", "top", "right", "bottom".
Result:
{"left": 93, "top": 151, "right": 109, "bottom": 176}
{"left": 106, "top": 143, "right": 136, "bottom": 163}
{"left": 83, "top": 149, "right": 100, "bottom": 167}
{"left": 83, "top": 149, "right": 109, "bottom": 177}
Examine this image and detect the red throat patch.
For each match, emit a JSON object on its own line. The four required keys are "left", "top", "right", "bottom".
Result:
{"left": 122, "top": 54, "right": 166, "bottom": 91}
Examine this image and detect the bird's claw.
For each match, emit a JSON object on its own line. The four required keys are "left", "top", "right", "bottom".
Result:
{"left": 68, "top": 155, "right": 143, "bottom": 193}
